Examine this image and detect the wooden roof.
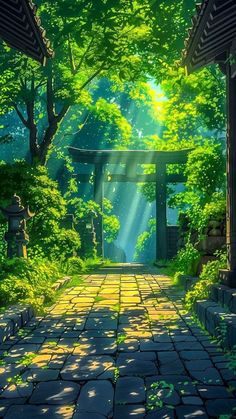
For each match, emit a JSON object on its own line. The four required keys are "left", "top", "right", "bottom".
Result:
{"left": 183, "top": 0, "right": 236, "bottom": 74}
{"left": 69, "top": 147, "right": 191, "bottom": 165}
{"left": 0, "top": 0, "right": 53, "bottom": 64}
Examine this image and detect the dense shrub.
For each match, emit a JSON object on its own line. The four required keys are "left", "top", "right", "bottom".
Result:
{"left": 83, "top": 256, "right": 103, "bottom": 271}
{"left": 66, "top": 256, "right": 85, "bottom": 274}
{"left": 172, "top": 242, "right": 201, "bottom": 277}
{"left": 0, "top": 257, "right": 61, "bottom": 282}
{"left": 178, "top": 192, "right": 226, "bottom": 243}
{"left": 184, "top": 250, "right": 227, "bottom": 311}
{"left": 0, "top": 257, "right": 62, "bottom": 309}
{"left": 185, "top": 144, "right": 225, "bottom": 202}
{"left": 0, "top": 276, "right": 34, "bottom": 306}
{"left": 0, "top": 255, "right": 104, "bottom": 311}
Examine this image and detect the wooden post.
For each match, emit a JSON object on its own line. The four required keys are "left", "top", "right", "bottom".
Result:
{"left": 93, "top": 164, "right": 104, "bottom": 258}
{"left": 156, "top": 162, "right": 167, "bottom": 260}
{"left": 219, "top": 63, "right": 236, "bottom": 287}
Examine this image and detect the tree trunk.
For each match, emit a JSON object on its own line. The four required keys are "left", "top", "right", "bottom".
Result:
{"left": 39, "top": 121, "right": 58, "bottom": 165}
{"left": 38, "top": 104, "right": 70, "bottom": 166}
{"left": 29, "top": 123, "right": 40, "bottom": 164}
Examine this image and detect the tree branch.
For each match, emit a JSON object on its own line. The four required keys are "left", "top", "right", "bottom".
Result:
{"left": 55, "top": 62, "right": 106, "bottom": 124}
{"left": 75, "top": 36, "right": 95, "bottom": 74}
{"left": 35, "top": 79, "right": 47, "bottom": 91}
{"left": 54, "top": 111, "right": 91, "bottom": 145}
{"left": 56, "top": 104, "right": 70, "bottom": 123}
{"left": 78, "top": 62, "right": 107, "bottom": 92}
{"left": 26, "top": 79, "right": 40, "bottom": 163}
{"left": 68, "top": 34, "right": 76, "bottom": 75}
{"left": 46, "top": 71, "right": 56, "bottom": 123}
{"left": 13, "top": 104, "right": 29, "bottom": 128}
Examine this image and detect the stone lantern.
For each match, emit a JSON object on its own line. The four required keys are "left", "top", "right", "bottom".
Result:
{"left": 0, "top": 194, "right": 34, "bottom": 259}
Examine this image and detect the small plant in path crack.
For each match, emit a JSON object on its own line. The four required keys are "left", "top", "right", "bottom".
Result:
{"left": 6, "top": 374, "right": 24, "bottom": 385}
{"left": 146, "top": 380, "right": 174, "bottom": 411}
{"left": 116, "top": 335, "right": 127, "bottom": 345}
{"left": 113, "top": 367, "right": 120, "bottom": 383}
{"left": 16, "top": 352, "right": 36, "bottom": 367}
{"left": 18, "top": 328, "right": 31, "bottom": 338}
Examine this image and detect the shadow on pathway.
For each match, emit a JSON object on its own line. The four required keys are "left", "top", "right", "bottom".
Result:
{"left": 0, "top": 264, "right": 236, "bottom": 418}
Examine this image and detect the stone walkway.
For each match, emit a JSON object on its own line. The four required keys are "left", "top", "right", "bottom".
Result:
{"left": 0, "top": 264, "right": 236, "bottom": 419}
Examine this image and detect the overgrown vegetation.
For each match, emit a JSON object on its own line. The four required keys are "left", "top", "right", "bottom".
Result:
{"left": 0, "top": 255, "right": 104, "bottom": 312}
{"left": 0, "top": 161, "right": 81, "bottom": 260}
{"left": 184, "top": 250, "right": 227, "bottom": 311}
{"left": 0, "top": 257, "right": 61, "bottom": 311}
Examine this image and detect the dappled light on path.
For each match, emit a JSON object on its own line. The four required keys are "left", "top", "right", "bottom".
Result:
{"left": 0, "top": 264, "right": 236, "bottom": 418}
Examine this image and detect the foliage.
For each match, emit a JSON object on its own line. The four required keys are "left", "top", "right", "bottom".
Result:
{"left": 83, "top": 256, "right": 103, "bottom": 271}
{"left": 139, "top": 140, "right": 226, "bottom": 262}
{"left": 43, "top": 228, "right": 80, "bottom": 261}
{"left": 70, "top": 197, "right": 120, "bottom": 244}
{"left": 141, "top": 139, "right": 225, "bottom": 209}
{"left": 184, "top": 250, "right": 227, "bottom": 311}
{"left": 102, "top": 198, "right": 120, "bottom": 243}
{"left": 179, "top": 192, "right": 226, "bottom": 241}
{"left": 137, "top": 64, "right": 226, "bottom": 263}
{"left": 0, "top": 224, "right": 7, "bottom": 263}
{"left": 65, "top": 256, "right": 85, "bottom": 274}
{"left": 0, "top": 257, "right": 62, "bottom": 308}
{"left": 64, "top": 255, "right": 103, "bottom": 275}
{"left": 0, "top": 161, "right": 81, "bottom": 260}
{"left": 0, "top": 277, "right": 34, "bottom": 306}
{"left": 0, "top": 254, "right": 104, "bottom": 311}
{"left": 184, "top": 144, "right": 225, "bottom": 204}
{"left": 0, "top": 0, "right": 195, "bottom": 164}
{"left": 171, "top": 242, "right": 201, "bottom": 277}
{"left": 134, "top": 218, "right": 155, "bottom": 261}
{"left": 160, "top": 66, "right": 225, "bottom": 141}
{"left": 92, "top": 98, "right": 132, "bottom": 147}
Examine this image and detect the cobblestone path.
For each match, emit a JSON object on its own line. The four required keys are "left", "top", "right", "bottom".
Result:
{"left": 0, "top": 264, "right": 236, "bottom": 419}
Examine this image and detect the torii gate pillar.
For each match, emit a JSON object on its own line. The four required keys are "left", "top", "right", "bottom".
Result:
{"left": 156, "top": 162, "right": 167, "bottom": 260}
{"left": 93, "top": 164, "right": 104, "bottom": 258}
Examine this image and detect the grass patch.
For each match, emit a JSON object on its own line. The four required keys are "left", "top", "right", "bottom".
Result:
{"left": 0, "top": 256, "right": 107, "bottom": 315}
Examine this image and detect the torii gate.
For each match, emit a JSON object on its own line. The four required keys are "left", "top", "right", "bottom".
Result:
{"left": 69, "top": 147, "right": 191, "bottom": 260}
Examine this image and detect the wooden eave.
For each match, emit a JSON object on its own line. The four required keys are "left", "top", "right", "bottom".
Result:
{"left": 183, "top": 0, "right": 236, "bottom": 74}
{"left": 0, "top": 0, "right": 53, "bottom": 65}
{"left": 68, "top": 148, "right": 192, "bottom": 165}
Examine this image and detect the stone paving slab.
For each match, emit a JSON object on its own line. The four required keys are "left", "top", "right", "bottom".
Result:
{"left": 0, "top": 264, "right": 236, "bottom": 418}
{"left": 76, "top": 380, "right": 113, "bottom": 416}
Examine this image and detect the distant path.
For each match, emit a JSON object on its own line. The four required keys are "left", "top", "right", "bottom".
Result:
{"left": 0, "top": 263, "right": 236, "bottom": 418}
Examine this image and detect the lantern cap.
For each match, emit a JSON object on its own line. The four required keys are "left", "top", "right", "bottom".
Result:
{"left": 0, "top": 194, "right": 35, "bottom": 219}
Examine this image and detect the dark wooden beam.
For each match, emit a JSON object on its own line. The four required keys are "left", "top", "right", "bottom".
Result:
{"left": 69, "top": 147, "right": 191, "bottom": 165}
{"left": 0, "top": 0, "right": 53, "bottom": 64}
{"left": 183, "top": 0, "right": 236, "bottom": 74}
{"left": 74, "top": 173, "right": 187, "bottom": 184}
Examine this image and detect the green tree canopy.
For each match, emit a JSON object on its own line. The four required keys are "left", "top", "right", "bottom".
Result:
{"left": 0, "top": 0, "right": 196, "bottom": 165}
